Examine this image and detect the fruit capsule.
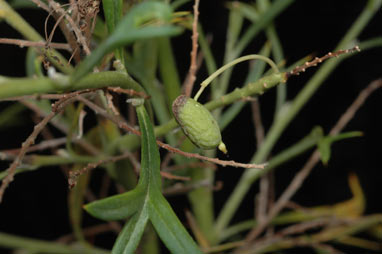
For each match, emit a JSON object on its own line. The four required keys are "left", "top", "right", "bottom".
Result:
{"left": 172, "top": 95, "right": 227, "bottom": 153}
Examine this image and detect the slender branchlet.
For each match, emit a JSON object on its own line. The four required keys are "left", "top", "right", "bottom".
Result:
{"left": 183, "top": 0, "right": 200, "bottom": 97}
{"left": 286, "top": 46, "right": 360, "bottom": 78}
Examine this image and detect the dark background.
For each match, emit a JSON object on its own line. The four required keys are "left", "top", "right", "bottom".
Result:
{"left": 0, "top": 0, "right": 381, "bottom": 253}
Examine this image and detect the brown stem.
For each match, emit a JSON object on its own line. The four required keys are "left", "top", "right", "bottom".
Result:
{"left": 183, "top": 0, "right": 200, "bottom": 97}
{"left": 0, "top": 38, "right": 71, "bottom": 51}
{"left": 286, "top": 46, "right": 360, "bottom": 78}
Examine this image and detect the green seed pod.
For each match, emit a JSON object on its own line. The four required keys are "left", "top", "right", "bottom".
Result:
{"left": 172, "top": 95, "right": 227, "bottom": 153}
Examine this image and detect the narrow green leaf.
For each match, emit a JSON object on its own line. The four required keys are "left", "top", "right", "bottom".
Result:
{"left": 136, "top": 105, "right": 202, "bottom": 253}
{"left": 158, "top": 37, "right": 181, "bottom": 109}
{"left": 111, "top": 207, "right": 149, "bottom": 254}
{"left": 84, "top": 188, "right": 144, "bottom": 221}
{"left": 108, "top": 104, "right": 161, "bottom": 254}
{"left": 71, "top": 1, "right": 182, "bottom": 83}
{"left": 102, "top": 0, "right": 124, "bottom": 61}
{"left": 149, "top": 192, "right": 203, "bottom": 254}
{"left": 103, "top": 0, "right": 122, "bottom": 33}
{"left": 135, "top": 105, "right": 161, "bottom": 190}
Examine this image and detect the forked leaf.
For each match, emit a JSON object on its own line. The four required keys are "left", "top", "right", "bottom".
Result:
{"left": 71, "top": 1, "right": 182, "bottom": 83}
{"left": 85, "top": 105, "right": 201, "bottom": 253}
{"left": 84, "top": 188, "right": 144, "bottom": 221}
{"left": 136, "top": 105, "right": 202, "bottom": 253}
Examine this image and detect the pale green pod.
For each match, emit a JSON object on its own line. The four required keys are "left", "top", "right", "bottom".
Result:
{"left": 172, "top": 95, "right": 227, "bottom": 153}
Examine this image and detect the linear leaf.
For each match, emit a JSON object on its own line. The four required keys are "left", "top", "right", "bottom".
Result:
{"left": 84, "top": 188, "right": 144, "bottom": 221}
{"left": 136, "top": 105, "right": 202, "bottom": 253}
{"left": 135, "top": 105, "right": 161, "bottom": 190}
{"left": 102, "top": 0, "right": 124, "bottom": 61}
{"left": 149, "top": 192, "right": 203, "bottom": 254}
{"left": 111, "top": 207, "right": 149, "bottom": 254}
{"left": 102, "top": 0, "right": 122, "bottom": 34}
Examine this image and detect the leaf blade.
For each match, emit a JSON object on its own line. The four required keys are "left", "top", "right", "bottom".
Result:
{"left": 149, "top": 193, "right": 203, "bottom": 254}
{"left": 84, "top": 188, "right": 144, "bottom": 221}
{"left": 111, "top": 207, "right": 149, "bottom": 254}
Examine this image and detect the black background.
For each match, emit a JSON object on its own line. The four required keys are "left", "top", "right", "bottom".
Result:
{"left": 0, "top": 0, "right": 381, "bottom": 253}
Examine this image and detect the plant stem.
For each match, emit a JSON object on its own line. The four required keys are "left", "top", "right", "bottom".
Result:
{"left": 258, "top": 0, "right": 286, "bottom": 117}
{"left": 0, "top": 71, "right": 144, "bottom": 99}
{"left": 214, "top": 0, "right": 381, "bottom": 236}
{"left": 194, "top": 54, "right": 279, "bottom": 102}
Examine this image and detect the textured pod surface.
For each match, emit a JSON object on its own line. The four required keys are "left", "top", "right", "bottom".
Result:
{"left": 173, "top": 95, "right": 222, "bottom": 150}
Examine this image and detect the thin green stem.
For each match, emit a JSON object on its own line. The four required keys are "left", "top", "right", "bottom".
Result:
{"left": 214, "top": 0, "right": 381, "bottom": 236}
{"left": 357, "top": 36, "right": 382, "bottom": 50}
{"left": 29, "top": 154, "right": 98, "bottom": 167}
{"left": 259, "top": 0, "right": 286, "bottom": 117}
{"left": 194, "top": 55, "right": 279, "bottom": 101}
{"left": 0, "top": 71, "right": 144, "bottom": 99}
{"left": 219, "top": 43, "right": 271, "bottom": 130}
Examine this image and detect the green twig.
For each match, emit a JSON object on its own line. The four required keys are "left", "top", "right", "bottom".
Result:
{"left": 0, "top": 71, "right": 144, "bottom": 99}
